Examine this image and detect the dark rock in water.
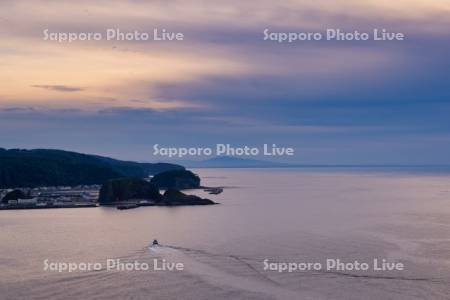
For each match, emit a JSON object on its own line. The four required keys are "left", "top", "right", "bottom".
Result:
{"left": 116, "top": 203, "right": 139, "bottom": 210}
{"left": 2, "top": 189, "right": 32, "bottom": 203}
{"left": 99, "top": 177, "right": 216, "bottom": 207}
{"left": 204, "top": 187, "right": 223, "bottom": 195}
{"left": 99, "top": 178, "right": 162, "bottom": 205}
{"left": 162, "top": 189, "right": 216, "bottom": 205}
{"left": 151, "top": 170, "right": 201, "bottom": 189}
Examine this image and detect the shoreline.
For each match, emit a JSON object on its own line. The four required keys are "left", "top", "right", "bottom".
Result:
{"left": 0, "top": 204, "right": 98, "bottom": 210}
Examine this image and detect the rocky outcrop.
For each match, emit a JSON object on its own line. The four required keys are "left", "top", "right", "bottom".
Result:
{"left": 150, "top": 170, "right": 200, "bottom": 189}
{"left": 162, "top": 189, "right": 216, "bottom": 206}
{"left": 98, "top": 178, "right": 216, "bottom": 207}
{"left": 98, "top": 178, "right": 162, "bottom": 204}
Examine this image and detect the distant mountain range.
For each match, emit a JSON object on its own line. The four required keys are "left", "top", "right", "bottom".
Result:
{"left": 184, "top": 156, "right": 450, "bottom": 169}
{"left": 185, "top": 156, "right": 294, "bottom": 168}
{"left": 0, "top": 148, "right": 184, "bottom": 188}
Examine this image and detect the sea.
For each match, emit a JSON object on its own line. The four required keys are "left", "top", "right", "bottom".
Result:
{"left": 1, "top": 168, "right": 450, "bottom": 299}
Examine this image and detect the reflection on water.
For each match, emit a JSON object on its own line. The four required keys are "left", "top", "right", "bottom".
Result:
{"left": 1, "top": 168, "right": 450, "bottom": 299}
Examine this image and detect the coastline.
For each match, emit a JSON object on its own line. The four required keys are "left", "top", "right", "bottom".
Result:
{"left": 0, "top": 203, "right": 98, "bottom": 210}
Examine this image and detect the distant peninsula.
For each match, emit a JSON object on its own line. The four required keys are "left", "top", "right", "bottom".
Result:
{"left": 0, "top": 148, "right": 183, "bottom": 189}
{"left": 186, "top": 156, "right": 294, "bottom": 168}
{"left": 0, "top": 148, "right": 220, "bottom": 210}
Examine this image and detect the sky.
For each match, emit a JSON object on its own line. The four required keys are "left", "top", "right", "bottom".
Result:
{"left": 0, "top": 0, "right": 449, "bottom": 164}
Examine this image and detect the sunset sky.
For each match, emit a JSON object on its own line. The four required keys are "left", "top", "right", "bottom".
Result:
{"left": 1, "top": 0, "right": 449, "bottom": 163}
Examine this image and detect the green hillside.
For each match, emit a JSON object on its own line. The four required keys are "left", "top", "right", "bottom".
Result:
{"left": 0, "top": 148, "right": 184, "bottom": 188}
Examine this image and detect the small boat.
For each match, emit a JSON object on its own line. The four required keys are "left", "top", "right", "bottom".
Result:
{"left": 152, "top": 239, "right": 159, "bottom": 246}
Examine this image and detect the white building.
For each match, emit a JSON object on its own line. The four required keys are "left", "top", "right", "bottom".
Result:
{"left": 18, "top": 198, "right": 37, "bottom": 205}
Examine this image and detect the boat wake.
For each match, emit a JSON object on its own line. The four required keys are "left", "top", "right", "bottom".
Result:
{"left": 147, "top": 243, "right": 448, "bottom": 299}
{"left": 147, "top": 244, "right": 319, "bottom": 300}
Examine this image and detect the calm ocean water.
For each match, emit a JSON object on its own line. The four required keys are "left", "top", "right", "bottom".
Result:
{"left": 1, "top": 168, "right": 450, "bottom": 299}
